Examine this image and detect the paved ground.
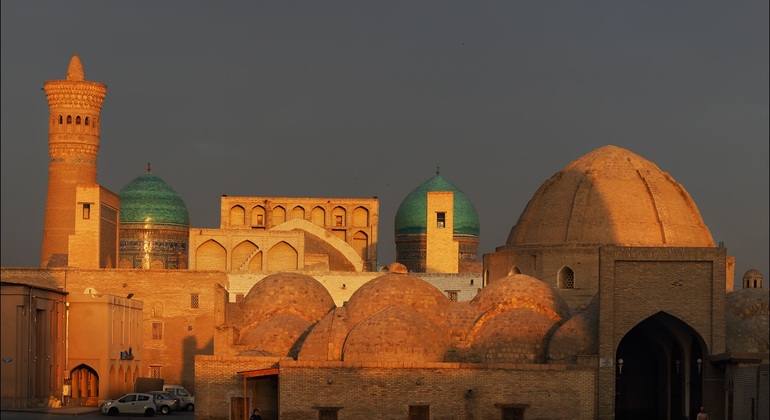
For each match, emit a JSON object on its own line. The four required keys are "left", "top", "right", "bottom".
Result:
{"left": 1, "top": 406, "right": 195, "bottom": 418}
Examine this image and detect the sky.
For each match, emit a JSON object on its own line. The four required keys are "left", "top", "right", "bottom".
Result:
{"left": 2, "top": 2, "right": 768, "bottom": 288}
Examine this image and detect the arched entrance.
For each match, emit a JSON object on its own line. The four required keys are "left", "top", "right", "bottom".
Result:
{"left": 615, "top": 312, "right": 705, "bottom": 420}
{"left": 70, "top": 364, "right": 99, "bottom": 406}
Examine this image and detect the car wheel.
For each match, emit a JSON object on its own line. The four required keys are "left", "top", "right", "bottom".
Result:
{"left": 108, "top": 407, "right": 119, "bottom": 416}
{"left": 144, "top": 408, "right": 155, "bottom": 417}
{"left": 161, "top": 405, "right": 170, "bottom": 415}
{"left": 186, "top": 403, "right": 194, "bottom": 412}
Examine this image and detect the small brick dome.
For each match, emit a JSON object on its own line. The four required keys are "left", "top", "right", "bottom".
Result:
{"left": 237, "top": 313, "right": 313, "bottom": 358}
{"left": 342, "top": 303, "right": 450, "bottom": 363}
{"left": 343, "top": 272, "right": 450, "bottom": 328}
{"left": 742, "top": 269, "right": 764, "bottom": 288}
{"left": 507, "top": 145, "right": 714, "bottom": 247}
{"left": 471, "top": 274, "right": 571, "bottom": 323}
{"left": 470, "top": 308, "right": 556, "bottom": 364}
{"left": 548, "top": 295, "right": 599, "bottom": 363}
{"left": 233, "top": 272, "right": 336, "bottom": 328}
{"left": 725, "top": 288, "right": 769, "bottom": 353}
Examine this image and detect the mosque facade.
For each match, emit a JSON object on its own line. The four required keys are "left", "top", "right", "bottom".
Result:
{"left": 0, "top": 55, "right": 767, "bottom": 420}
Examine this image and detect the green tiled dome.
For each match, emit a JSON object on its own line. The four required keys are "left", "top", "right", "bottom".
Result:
{"left": 395, "top": 174, "right": 479, "bottom": 236}
{"left": 119, "top": 172, "right": 189, "bottom": 226}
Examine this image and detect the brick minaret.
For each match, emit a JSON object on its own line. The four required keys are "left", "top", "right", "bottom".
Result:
{"left": 41, "top": 55, "right": 107, "bottom": 267}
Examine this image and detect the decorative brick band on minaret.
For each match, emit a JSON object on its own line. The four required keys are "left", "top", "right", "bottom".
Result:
{"left": 41, "top": 55, "right": 107, "bottom": 267}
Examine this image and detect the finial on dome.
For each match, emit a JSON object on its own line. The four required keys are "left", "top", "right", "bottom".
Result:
{"left": 436, "top": 166, "right": 440, "bottom": 176}
{"left": 66, "top": 54, "right": 85, "bottom": 81}
{"left": 147, "top": 163, "right": 151, "bottom": 173}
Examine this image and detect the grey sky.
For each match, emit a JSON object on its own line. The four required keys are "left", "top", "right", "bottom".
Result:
{"left": 2, "top": 1, "right": 767, "bottom": 287}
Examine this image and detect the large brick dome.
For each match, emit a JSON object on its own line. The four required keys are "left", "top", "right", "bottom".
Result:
{"left": 508, "top": 145, "right": 714, "bottom": 247}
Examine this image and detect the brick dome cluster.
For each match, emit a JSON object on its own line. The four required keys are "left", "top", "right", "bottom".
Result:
{"left": 233, "top": 266, "right": 587, "bottom": 364}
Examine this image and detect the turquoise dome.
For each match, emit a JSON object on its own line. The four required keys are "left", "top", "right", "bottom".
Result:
{"left": 395, "top": 174, "right": 479, "bottom": 236}
{"left": 119, "top": 172, "right": 189, "bottom": 226}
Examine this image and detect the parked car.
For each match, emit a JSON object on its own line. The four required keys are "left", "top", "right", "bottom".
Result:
{"left": 100, "top": 392, "right": 156, "bottom": 416}
{"left": 148, "top": 391, "right": 181, "bottom": 414}
{"left": 163, "top": 385, "right": 194, "bottom": 412}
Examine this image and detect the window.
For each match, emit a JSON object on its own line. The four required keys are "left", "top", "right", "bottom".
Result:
{"left": 152, "top": 322, "right": 163, "bottom": 340}
{"left": 335, "top": 215, "right": 343, "bottom": 226}
{"left": 85, "top": 116, "right": 90, "bottom": 126}
{"left": 190, "top": 293, "right": 200, "bottom": 308}
{"left": 437, "top": 212, "right": 446, "bottom": 228}
{"left": 409, "top": 405, "right": 430, "bottom": 420}
{"left": 76, "top": 116, "right": 81, "bottom": 125}
{"left": 558, "top": 266, "right": 575, "bottom": 289}
{"left": 66, "top": 115, "right": 72, "bottom": 124}
{"left": 82, "top": 204, "right": 90, "bottom": 219}
{"left": 318, "top": 408, "right": 340, "bottom": 420}
{"left": 502, "top": 407, "right": 525, "bottom": 420}
{"left": 446, "top": 290, "right": 459, "bottom": 302}
{"left": 256, "top": 214, "right": 264, "bottom": 226}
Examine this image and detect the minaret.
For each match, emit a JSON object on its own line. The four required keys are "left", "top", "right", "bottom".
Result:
{"left": 41, "top": 55, "right": 107, "bottom": 267}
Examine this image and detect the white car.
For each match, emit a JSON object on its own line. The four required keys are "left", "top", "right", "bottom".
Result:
{"left": 100, "top": 392, "right": 157, "bottom": 416}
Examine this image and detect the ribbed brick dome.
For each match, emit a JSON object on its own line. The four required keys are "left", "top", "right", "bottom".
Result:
{"left": 508, "top": 145, "right": 714, "bottom": 247}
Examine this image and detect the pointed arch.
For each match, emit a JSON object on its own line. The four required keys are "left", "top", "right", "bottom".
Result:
{"left": 266, "top": 241, "right": 298, "bottom": 272}
{"left": 509, "top": 266, "right": 522, "bottom": 275}
{"left": 352, "top": 206, "right": 369, "bottom": 227}
{"left": 352, "top": 231, "right": 369, "bottom": 260}
{"left": 332, "top": 206, "right": 346, "bottom": 227}
{"left": 195, "top": 239, "right": 227, "bottom": 270}
{"left": 70, "top": 364, "right": 99, "bottom": 405}
{"left": 272, "top": 206, "right": 286, "bottom": 225}
{"left": 251, "top": 205, "right": 266, "bottom": 227}
{"left": 291, "top": 205, "right": 306, "bottom": 221}
{"left": 232, "top": 241, "right": 258, "bottom": 271}
{"left": 615, "top": 312, "right": 708, "bottom": 420}
{"left": 230, "top": 205, "right": 245, "bottom": 226}
{"left": 311, "top": 206, "right": 326, "bottom": 226}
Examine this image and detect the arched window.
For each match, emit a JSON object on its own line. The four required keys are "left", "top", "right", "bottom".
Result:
{"left": 85, "top": 116, "right": 90, "bottom": 126}
{"left": 76, "top": 116, "right": 81, "bottom": 125}
{"left": 558, "top": 266, "right": 575, "bottom": 289}
{"left": 59, "top": 115, "right": 63, "bottom": 124}
{"left": 251, "top": 206, "right": 266, "bottom": 227}
{"left": 66, "top": 115, "right": 72, "bottom": 124}
{"left": 509, "top": 266, "right": 522, "bottom": 275}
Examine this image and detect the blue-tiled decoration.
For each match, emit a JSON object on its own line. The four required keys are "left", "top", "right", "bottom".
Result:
{"left": 119, "top": 173, "right": 189, "bottom": 226}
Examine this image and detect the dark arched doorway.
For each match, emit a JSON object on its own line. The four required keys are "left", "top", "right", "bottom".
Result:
{"left": 70, "top": 364, "right": 99, "bottom": 406}
{"left": 615, "top": 312, "right": 706, "bottom": 420}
